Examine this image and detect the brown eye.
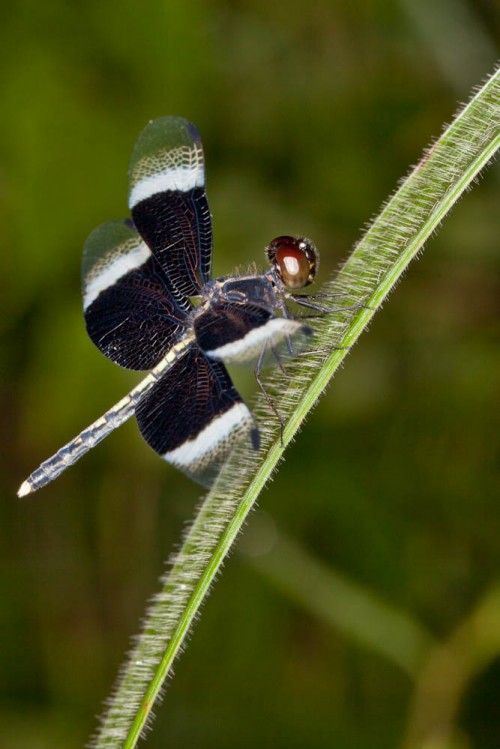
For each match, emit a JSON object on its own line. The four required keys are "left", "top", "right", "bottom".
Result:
{"left": 266, "top": 236, "right": 319, "bottom": 289}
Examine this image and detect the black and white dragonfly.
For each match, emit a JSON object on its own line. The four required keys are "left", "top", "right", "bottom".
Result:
{"left": 18, "top": 116, "right": 322, "bottom": 496}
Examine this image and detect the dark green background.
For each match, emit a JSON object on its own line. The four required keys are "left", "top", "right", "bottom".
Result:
{"left": 1, "top": 1, "right": 499, "bottom": 747}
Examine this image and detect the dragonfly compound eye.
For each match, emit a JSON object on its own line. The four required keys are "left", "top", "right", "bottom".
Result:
{"left": 266, "top": 236, "right": 319, "bottom": 289}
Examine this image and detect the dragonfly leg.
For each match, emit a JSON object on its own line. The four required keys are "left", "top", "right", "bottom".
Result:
{"left": 255, "top": 345, "right": 286, "bottom": 446}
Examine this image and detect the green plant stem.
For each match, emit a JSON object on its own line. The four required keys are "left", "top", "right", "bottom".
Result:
{"left": 91, "top": 65, "right": 500, "bottom": 749}
{"left": 247, "top": 534, "right": 435, "bottom": 679}
{"left": 401, "top": 585, "right": 500, "bottom": 749}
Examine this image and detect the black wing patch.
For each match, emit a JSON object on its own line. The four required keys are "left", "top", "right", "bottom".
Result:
{"left": 135, "top": 348, "right": 258, "bottom": 486}
{"left": 128, "top": 116, "right": 212, "bottom": 298}
{"left": 82, "top": 219, "right": 191, "bottom": 370}
{"left": 194, "top": 303, "right": 270, "bottom": 355}
{"left": 194, "top": 302, "right": 312, "bottom": 366}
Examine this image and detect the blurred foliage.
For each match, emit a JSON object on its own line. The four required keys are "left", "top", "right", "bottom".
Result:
{"left": 1, "top": 1, "right": 499, "bottom": 748}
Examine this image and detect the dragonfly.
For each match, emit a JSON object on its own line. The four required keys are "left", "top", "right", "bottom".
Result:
{"left": 18, "top": 116, "right": 322, "bottom": 496}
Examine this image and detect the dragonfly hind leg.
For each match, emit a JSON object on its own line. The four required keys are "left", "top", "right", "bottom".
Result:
{"left": 255, "top": 344, "right": 287, "bottom": 446}
{"left": 288, "top": 292, "right": 373, "bottom": 316}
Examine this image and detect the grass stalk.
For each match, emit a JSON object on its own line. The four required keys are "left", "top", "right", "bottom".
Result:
{"left": 91, "top": 65, "right": 500, "bottom": 748}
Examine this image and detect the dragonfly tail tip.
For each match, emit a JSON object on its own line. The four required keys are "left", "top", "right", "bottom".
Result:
{"left": 17, "top": 479, "right": 34, "bottom": 498}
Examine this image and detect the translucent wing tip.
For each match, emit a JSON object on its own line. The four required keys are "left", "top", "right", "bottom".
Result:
{"left": 129, "top": 116, "right": 202, "bottom": 176}
{"left": 128, "top": 116, "right": 205, "bottom": 209}
{"left": 81, "top": 218, "right": 144, "bottom": 294}
{"left": 143, "top": 116, "right": 201, "bottom": 146}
